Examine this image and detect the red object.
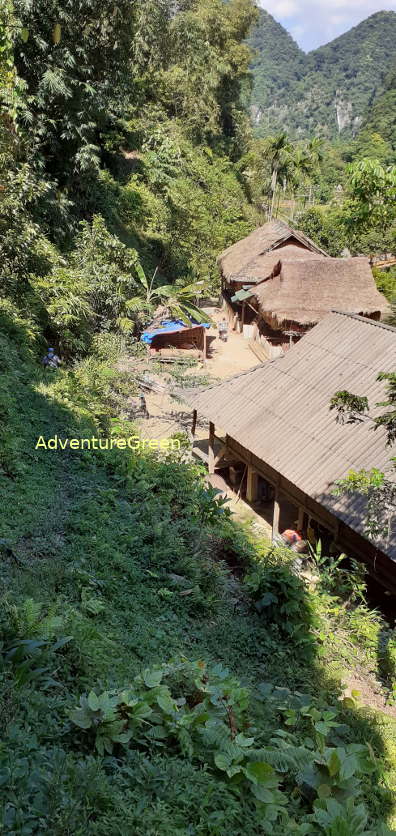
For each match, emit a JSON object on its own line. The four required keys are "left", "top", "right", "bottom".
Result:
{"left": 282, "top": 529, "right": 302, "bottom": 545}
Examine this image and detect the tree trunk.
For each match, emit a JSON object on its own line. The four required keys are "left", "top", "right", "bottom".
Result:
{"left": 269, "top": 169, "right": 278, "bottom": 222}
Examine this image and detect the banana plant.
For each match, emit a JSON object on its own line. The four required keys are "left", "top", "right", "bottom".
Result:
{"left": 126, "top": 262, "right": 210, "bottom": 326}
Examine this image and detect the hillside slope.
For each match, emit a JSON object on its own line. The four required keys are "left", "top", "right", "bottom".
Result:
{"left": 249, "top": 8, "right": 305, "bottom": 130}
{"left": 1, "top": 308, "right": 396, "bottom": 832}
{"left": 361, "top": 65, "right": 396, "bottom": 152}
{"left": 250, "top": 10, "right": 396, "bottom": 139}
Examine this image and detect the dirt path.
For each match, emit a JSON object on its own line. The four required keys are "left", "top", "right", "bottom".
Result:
{"left": 200, "top": 307, "right": 260, "bottom": 380}
{"left": 132, "top": 306, "right": 259, "bottom": 442}
{"left": 342, "top": 673, "right": 396, "bottom": 719}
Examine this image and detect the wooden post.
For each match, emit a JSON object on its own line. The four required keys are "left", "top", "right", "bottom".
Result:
{"left": 246, "top": 467, "right": 259, "bottom": 503}
{"left": 202, "top": 329, "right": 206, "bottom": 364}
{"left": 214, "top": 445, "right": 227, "bottom": 468}
{"left": 191, "top": 409, "right": 197, "bottom": 439}
{"left": 241, "top": 302, "right": 245, "bottom": 329}
{"left": 208, "top": 421, "right": 215, "bottom": 475}
{"left": 297, "top": 506, "right": 304, "bottom": 531}
{"left": 272, "top": 487, "right": 280, "bottom": 540}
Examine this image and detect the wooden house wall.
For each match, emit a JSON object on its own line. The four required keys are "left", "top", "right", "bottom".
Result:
{"left": 225, "top": 434, "right": 396, "bottom": 593}
{"left": 150, "top": 326, "right": 205, "bottom": 353}
{"left": 222, "top": 296, "right": 237, "bottom": 326}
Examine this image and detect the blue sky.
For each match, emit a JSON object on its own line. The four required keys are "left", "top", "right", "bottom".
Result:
{"left": 258, "top": 1, "right": 396, "bottom": 51}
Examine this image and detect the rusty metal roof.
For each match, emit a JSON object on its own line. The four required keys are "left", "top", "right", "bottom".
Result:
{"left": 185, "top": 312, "right": 396, "bottom": 559}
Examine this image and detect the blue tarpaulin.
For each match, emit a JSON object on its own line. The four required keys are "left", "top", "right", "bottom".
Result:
{"left": 141, "top": 318, "right": 210, "bottom": 346}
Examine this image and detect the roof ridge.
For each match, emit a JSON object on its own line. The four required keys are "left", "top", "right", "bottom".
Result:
{"left": 331, "top": 310, "right": 396, "bottom": 332}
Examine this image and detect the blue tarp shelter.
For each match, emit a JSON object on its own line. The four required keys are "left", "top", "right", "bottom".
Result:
{"left": 141, "top": 318, "right": 210, "bottom": 346}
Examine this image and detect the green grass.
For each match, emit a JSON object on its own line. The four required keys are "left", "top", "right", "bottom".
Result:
{"left": 1, "top": 318, "right": 396, "bottom": 834}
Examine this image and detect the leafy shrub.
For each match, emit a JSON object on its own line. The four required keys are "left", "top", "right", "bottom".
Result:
{"left": 244, "top": 561, "right": 314, "bottom": 641}
{"left": 69, "top": 659, "right": 383, "bottom": 832}
{"left": 0, "top": 302, "right": 42, "bottom": 476}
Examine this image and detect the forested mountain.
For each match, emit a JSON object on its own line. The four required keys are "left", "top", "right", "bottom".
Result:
{"left": 249, "top": 8, "right": 305, "bottom": 131}
{"left": 250, "top": 9, "right": 396, "bottom": 139}
{"left": 361, "top": 66, "right": 396, "bottom": 153}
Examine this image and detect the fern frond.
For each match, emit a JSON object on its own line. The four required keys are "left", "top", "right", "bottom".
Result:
{"left": 40, "top": 69, "right": 72, "bottom": 99}
{"left": 199, "top": 721, "right": 233, "bottom": 750}
{"left": 17, "top": 598, "right": 43, "bottom": 636}
{"left": 247, "top": 745, "right": 313, "bottom": 773}
{"left": 125, "top": 297, "right": 152, "bottom": 314}
{"left": 116, "top": 316, "right": 134, "bottom": 333}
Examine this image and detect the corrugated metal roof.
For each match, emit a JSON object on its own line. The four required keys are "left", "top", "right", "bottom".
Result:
{"left": 231, "top": 288, "right": 255, "bottom": 302}
{"left": 184, "top": 312, "right": 396, "bottom": 559}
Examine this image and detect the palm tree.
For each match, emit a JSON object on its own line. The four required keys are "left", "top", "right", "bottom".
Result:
{"left": 262, "top": 133, "right": 294, "bottom": 221}
{"left": 308, "top": 137, "right": 324, "bottom": 167}
{"left": 288, "top": 138, "right": 324, "bottom": 218}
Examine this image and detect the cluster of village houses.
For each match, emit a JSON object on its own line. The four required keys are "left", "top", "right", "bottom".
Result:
{"left": 144, "top": 221, "right": 396, "bottom": 593}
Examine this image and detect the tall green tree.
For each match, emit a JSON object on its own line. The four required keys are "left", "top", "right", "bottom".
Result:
{"left": 261, "top": 132, "right": 293, "bottom": 220}
{"left": 0, "top": 0, "right": 15, "bottom": 160}
{"left": 288, "top": 138, "right": 324, "bottom": 218}
{"left": 331, "top": 374, "right": 396, "bottom": 542}
{"left": 298, "top": 158, "right": 396, "bottom": 257}
{"left": 239, "top": 133, "right": 324, "bottom": 221}
{"left": 0, "top": 2, "right": 48, "bottom": 297}
{"left": 13, "top": 0, "right": 137, "bottom": 197}
{"left": 135, "top": 0, "right": 258, "bottom": 152}
{"left": 347, "top": 158, "right": 396, "bottom": 233}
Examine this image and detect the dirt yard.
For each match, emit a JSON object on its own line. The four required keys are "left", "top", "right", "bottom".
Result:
{"left": 201, "top": 307, "right": 260, "bottom": 380}
{"left": 127, "top": 306, "right": 259, "bottom": 443}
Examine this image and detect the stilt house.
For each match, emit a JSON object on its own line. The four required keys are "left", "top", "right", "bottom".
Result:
{"left": 219, "top": 221, "right": 390, "bottom": 354}
{"left": 185, "top": 312, "right": 396, "bottom": 592}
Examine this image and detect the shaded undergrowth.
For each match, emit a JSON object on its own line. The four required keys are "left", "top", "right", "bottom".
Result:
{"left": 0, "top": 318, "right": 395, "bottom": 834}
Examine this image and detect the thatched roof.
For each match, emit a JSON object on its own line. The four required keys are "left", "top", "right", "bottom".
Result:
{"left": 183, "top": 312, "right": 396, "bottom": 564}
{"left": 230, "top": 245, "right": 326, "bottom": 286}
{"left": 250, "top": 257, "right": 391, "bottom": 328}
{"left": 218, "top": 220, "right": 328, "bottom": 284}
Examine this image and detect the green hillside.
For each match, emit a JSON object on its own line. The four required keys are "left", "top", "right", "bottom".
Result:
{"left": 249, "top": 9, "right": 305, "bottom": 131}
{"left": 1, "top": 0, "right": 396, "bottom": 830}
{"left": 361, "top": 66, "right": 396, "bottom": 153}
{"left": 250, "top": 10, "right": 396, "bottom": 139}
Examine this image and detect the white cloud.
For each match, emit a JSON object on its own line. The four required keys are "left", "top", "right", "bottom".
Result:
{"left": 258, "top": 0, "right": 396, "bottom": 50}
{"left": 270, "top": 0, "right": 299, "bottom": 16}
{"left": 290, "top": 24, "right": 305, "bottom": 39}
{"left": 328, "top": 0, "right": 375, "bottom": 8}
{"left": 328, "top": 14, "right": 347, "bottom": 26}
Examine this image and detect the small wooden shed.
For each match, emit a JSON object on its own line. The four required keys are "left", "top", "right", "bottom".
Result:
{"left": 141, "top": 317, "right": 209, "bottom": 361}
